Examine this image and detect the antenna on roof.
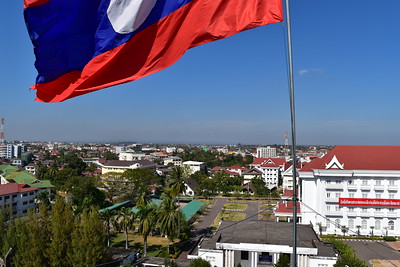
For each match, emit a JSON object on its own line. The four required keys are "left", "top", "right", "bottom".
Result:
{"left": 0, "top": 118, "right": 4, "bottom": 144}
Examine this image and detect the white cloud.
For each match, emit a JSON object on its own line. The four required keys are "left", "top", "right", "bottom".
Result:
{"left": 298, "top": 68, "right": 323, "bottom": 75}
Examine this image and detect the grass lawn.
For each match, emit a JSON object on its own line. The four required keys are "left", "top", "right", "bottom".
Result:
{"left": 223, "top": 203, "right": 247, "bottom": 210}
{"left": 110, "top": 232, "right": 178, "bottom": 255}
{"left": 212, "top": 211, "right": 246, "bottom": 229}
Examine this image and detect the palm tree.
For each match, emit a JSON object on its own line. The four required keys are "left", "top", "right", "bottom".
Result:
{"left": 157, "top": 194, "right": 184, "bottom": 254}
{"left": 100, "top": 209, "right": 115, "bottom": 247}
{"left": 341, "top": 225, "right": 348, "bottom": 236}
{"left": 356, "top": 225, "right": 361, "bottom": 236}
{"left": 316, "top": 222, "right": 323, "bottom": 236}
{"left": 136, "top": 190, "right": 151, "bottom": 207}
{"left": 166, "top": 167, "right": 188, "bottom": 237}
{"left": 115, "top": 207, "right": 136, "bottom": 249}
{"left": 137, "top": 204, "right": 157, "bottom": 256}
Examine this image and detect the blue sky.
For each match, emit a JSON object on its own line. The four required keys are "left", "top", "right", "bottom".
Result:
{"left": 1, "top": 1, "right": 400, "bottom": 145}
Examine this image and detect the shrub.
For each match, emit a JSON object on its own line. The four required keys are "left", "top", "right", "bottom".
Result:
{"left": 384, "top": 236, "right": 397, "bottom": 241}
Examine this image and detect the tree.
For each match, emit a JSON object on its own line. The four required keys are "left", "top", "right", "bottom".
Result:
{"left": 47, "top": 196, "right": 74, "bottom": 267}
{"left": 251, "top": 177, "right": 270, "bottom": 196}
{"left": 137, "top": 204, "right": 157, "bottom": 256}
{"left": 341, "top": 225, "right": 348, "bottom": 236}
{"left": 316, "top": 222, "right": 323, "bottom": 236}
{"left": 167, "top": 167, "right": 188, "bottom": 198}
{"left": 356, "top": 225, "right": 361, "bottom": 237}
{"left": 157, "top": 194, "right": 184, "bottom": 254}
{"left": 274, "top": 253, "right": 290, "bottom": 267}
{"left": 103, "top": 151, "right": 118, "bottom": 160}
{"left": 370, "top": 226, "right": 375, "bottom": 237}
{"left": 115, "top": 207, "right": 136, "bottom": 249}
{"left": 70, "top": 208, "right": 106, "bottom": 266}
{"left": 189, "top": 258, "right": 211, "bottom": 267}
{"left": 100, "top": 209, "right": 116, "bottom": 247}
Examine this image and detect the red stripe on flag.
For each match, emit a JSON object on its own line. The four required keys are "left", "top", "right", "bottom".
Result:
{"left": 33, "top": 0, "right": 283, "bottom": 102}
{"left": 24, "top": 0, "right": 50, "bottom": 8}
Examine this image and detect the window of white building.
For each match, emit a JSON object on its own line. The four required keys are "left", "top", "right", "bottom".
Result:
{"left": 326, "top": 219, "right": 330, "bottom": 228}
{"left": 326, "top": 192, "right": 331, "bottom": 198}
{"left": 389, "top": 180, "right": 395, "bottom": 186}
{"left": 326, "top": 180, "right": 331, "bottom": 184}
{"left": 348, "top": 219, "right": 354, "bottom": 229}
{"left": 348, "top": 207, "right": 355, "bottom": 213}
{"left": 362, "top": 193, "right": 368, "bottom": 198}
{"left": 335, "top": 193, "right": 341, "bottom": 198}
{"left": 389, "top": 221, "right": 395, "bottom": 230}
{"left": 389, "top": 194, "right": 395, "bottom": 199}
{"left": 335, "top": 219, "right": 340, "bottom": 228}
{"left": 376, "top": 180, "right": 382, "bottom": 186}
{"left": 376, "top": 193, "right": 381, "bottom": 199}
{"left": 335, "top": 180, "right": 341, "bottom": 184}
{"left": 349, "top": 193, "right": 355, "bottom": 198}
{"left": 375, "top": 220, "right": 381, "bottom": 230}
{"left": 362, "top": 180, "right": 368, "bottom": 186}
{"left": 362, "top": 220, "right": 368, "bottom": 229}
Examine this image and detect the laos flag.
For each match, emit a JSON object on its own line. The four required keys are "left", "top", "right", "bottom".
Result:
{"left": 24, "top": 0, "right": 283, "bottom": 102}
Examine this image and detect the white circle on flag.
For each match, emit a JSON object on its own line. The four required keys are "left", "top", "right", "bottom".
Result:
{"left": 107, "top": 0, "right": 157, "bottom": 34}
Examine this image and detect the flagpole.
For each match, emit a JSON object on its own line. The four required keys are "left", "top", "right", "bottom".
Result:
{"left": 284, "top": 0, "right": 298, "bottom": 266}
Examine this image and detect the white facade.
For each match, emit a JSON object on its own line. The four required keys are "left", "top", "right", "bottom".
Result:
{"left": 282, "top": 165, "right": 299, "bottom": 190}
{"left": 300, "top": 146, "right": 400, "bottom": 237}
{"left": 189, "top": 221, "right": 337, "bottom": 267}
{"left": 0, "top": 184, "right": 39, "bottom": 217}
{"left": 183, "top": 161, "right": 205, "bottom": 175}
{"left": 163, "top": 156, "right": 182, "bottom": 166}
{"left": 118, "top": 152, "right": 146, "bottom": 161}
{"left": 256, "top": 146, "right": 276, "bottom": 158}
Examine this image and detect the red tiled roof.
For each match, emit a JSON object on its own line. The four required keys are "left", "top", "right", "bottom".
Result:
{"left": 0, "top": 183, "right": 38, "bottom": 196}
{"left": 251, "top": 158, "right": 286, "bottom": 167}
{"left": 275, "top": 201, "right": 301, "bottom": 214}
{"left": 282, "top": 189, "right": 298, "bottom": 197}
{"left": 300, "top": 145, "right": 400, "bottom": 171}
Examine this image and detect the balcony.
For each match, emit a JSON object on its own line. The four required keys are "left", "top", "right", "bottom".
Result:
{"left": 326, "top": 210, "right": 342, "bottom": 216}
{"left": 347, "top": 184, "right": 357, "bottom": 190}
{"left": 360, "top": 185, "right": 371, "bottom": 191}
{"left": 388, "top": 185, "right": 398, "bottom": 191}
{"left": 360, "top": 211, "right": 370, "bottom": 217}
{"left": 347, "top": 211, "right": 357, "bottom": 217}
{"left": 325, "top": 184, "right": 343, "bottom": 190}
{"left": 325, "top": 197, "right": 339, "bottom": 203}
{"left": 374, "top": 185, "right": 385, "bottom": 191}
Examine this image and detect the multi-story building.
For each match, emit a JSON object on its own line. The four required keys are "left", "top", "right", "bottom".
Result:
{"left": 98, "top": 159, "right": 156, "bottom": 174}
{"left": 6, "top": 144, "right": 26, "bottom": 159}
{"left": 256, "top": 146, "right": 276, "bottom": 158}
{"left": 299, "top": 145, "right": 400, "bottom": 236}
{"left": 163, "top": 156, "right": 182, "bottom": 166}
{"left": 250, "top": 158, "right": 286, "bottom": 189}
{"left": 182, "top": 161, "right": 205, "bottom": 175}
{"left": 0, "top": 183, "right": 39, "bottom": 217}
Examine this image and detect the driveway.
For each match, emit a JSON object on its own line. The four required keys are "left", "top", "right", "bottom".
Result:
{"left": 344, "top": 240, "right": 400, "bottom": 267}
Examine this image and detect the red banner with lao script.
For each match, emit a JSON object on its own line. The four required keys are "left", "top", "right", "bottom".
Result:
{"left": 339, "top": 198, "right": 400, "bottom": 207}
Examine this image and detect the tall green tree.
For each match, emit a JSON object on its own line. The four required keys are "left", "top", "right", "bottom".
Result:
{"left": 115, "top": 207, "right": 136, "bottom": 249}
{"left": 137, "top": 204, "right": 157, "bottom": 256}
{"left": 157, "top": 194, "right": 184, "bottom": 253}
{"left": 70, "top": 208, "right": 106, "bottom": 267}
{"left": 100, "top": 209, "right": 116, "bottom": 247}
{"left": 47, "top": 196, "right": 74, "bottom": 267}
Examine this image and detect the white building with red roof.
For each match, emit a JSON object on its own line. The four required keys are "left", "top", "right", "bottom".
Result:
{"left": 0, "top": 183, "right": 39, "bottom": 217}
{"left": 250, "top": 158, "right": 286, "bottom": 189}
{"left": 299, "top": 145, "right": 400, "bottom": 236}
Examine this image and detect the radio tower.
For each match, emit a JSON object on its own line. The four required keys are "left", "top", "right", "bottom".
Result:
{"left": 0, "top": 118, "right": 4, "bottom": 143}
{"left": 284, "top": 131, "right": 289, "bottom": 157}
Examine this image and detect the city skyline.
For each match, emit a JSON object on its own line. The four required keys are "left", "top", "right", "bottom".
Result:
{"left": 2, "top": 1, "right": 400, "bottom": 145}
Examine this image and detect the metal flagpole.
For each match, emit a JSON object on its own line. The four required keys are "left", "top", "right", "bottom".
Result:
{"left": 284, "top": 0, "right": 298, "bottom": 266}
